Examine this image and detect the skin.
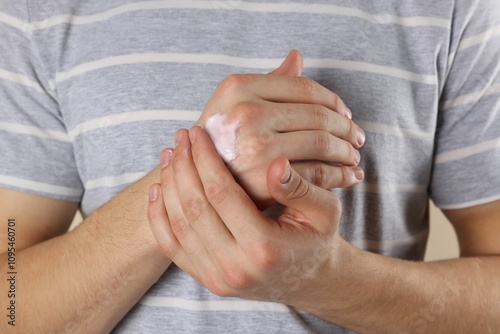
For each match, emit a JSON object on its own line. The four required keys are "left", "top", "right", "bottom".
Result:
{"left": 148, "top": 126, "right": 500, "bottom": 333}
{"left": 0, "top": 51, "right": 366, "bottom": 333}
{"left": 196, "top": 50, "right": 365, "bottom": 208}
{"left": 0, "top": 172, "right": 170, "bottom": 333}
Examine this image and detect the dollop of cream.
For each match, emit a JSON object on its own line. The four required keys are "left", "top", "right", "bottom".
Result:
{"left": 204, "top": 114, "right": 240, "bottom": 163}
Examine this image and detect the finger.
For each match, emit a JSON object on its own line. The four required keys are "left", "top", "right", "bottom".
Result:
{"left": 173, "top": 129, "right": 269, "bottom": 296}
{"left": 267, "top": 157, "right": 342, "bottom": 234}
{"left": 148, "top": 183, "right": 180, "bottom": 258}
{"left": 172, "top": 129, "right": 236, "bottom": 249}
{"left": 270, "top": 49, "right": 303, "bottom": 76}
{"left": 275, "top": 130, "right": 361, "bottom": 166}
{"left": 291, "top": 162, "right": 364, "bottom": 189}
{"left": 148, "top": 183, "right": 196, "bottom": 274}
{"left": 264, "top": 101, "right": 365, "bottom": 148}
{"left": 160, "top": 131, "right": 215, "bottom": 276}
{"left": 243, "top": 74, "right": 352, "bottom": 119}
{"left": 151, "top": 181, "right": 228, "bottom": 293}
{"left": 188, "top": 126, "right": 272, "bottom": 240}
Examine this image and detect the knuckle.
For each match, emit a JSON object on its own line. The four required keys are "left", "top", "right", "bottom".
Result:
{"left": 157, "top": 239, "right": 176, "bottom": 258}
{"left": 207, "top": 276, "right": 233, "bottom": 297}
{"left": 228, "top": 102, "right": 275, "bottom": 153}
{"left": 170, "top": 215, "right": 189, "bottom": 239}
{"left": 274, "top": 107, "right": 292, "bottom": 130}
{"left": 330, "top": 93, "right": 342, "bottom": 111}
{"left": 181, "top": 196, "right": 204, "bottom": 223}
{"left": 294, "top": 76, "right": 315, "bottom": 96}
{"left": 205, "top": 180, "right": 229, "bottom": 206}
{"left": 314, "top": 131, "right": 331, "bottom": 154}
{"left": 287, "top": 176, "right": 310, "bottom": 200}
{"left": 219, "top": 74, "right": 247, "bottom": 93}
{"left": 340, "top": 166, "right": 353, "bottom": 187}
{"left": 231, "top": 101, "right": 260, "bottom": 124}
{"left": 312, "top": 164, "right": 328, "bottom": 188}
{"left": 222, "top": 265, "right": 254, "bottom": 291}
{"left": 238, "top": 135, "right": 268, "bottom": 157}
{"left": 252, "top": 241, "right": 282, "bottom": 272}
{"left": 312, "top": 104, "right": 330, "bottom": 128}
{"left": 339, "top": 141, "right": 357, "bottom": 165}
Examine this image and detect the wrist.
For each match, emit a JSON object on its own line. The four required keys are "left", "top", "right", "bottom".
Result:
{"left": 292, "top": 236, "right": 421, "bottom": 332}
{"left": 285, "top": 234, "right": 355, "bottom": 315}
{"left": 78, "top": 166, "right": 170, "bottom": 266}
{"left": 80, "top": 207, "right": 166, "bottom": 263}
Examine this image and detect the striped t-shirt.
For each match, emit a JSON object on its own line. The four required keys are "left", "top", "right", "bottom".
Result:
{"left": 1, "top": 0, "right": 499, "bottom": 332}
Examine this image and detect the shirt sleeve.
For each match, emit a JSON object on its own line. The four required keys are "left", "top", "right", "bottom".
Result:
{"left": 0, "top": 1, "right": 83, "bottom": 201}
{"left": 430, "top": 0, "right": 500, "bottom": 209}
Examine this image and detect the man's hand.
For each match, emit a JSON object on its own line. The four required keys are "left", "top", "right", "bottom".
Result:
{"left": 149, "top": 127, "right": 342, "bottom": 302}
{"left": 196, "top": 50, "right": 365, "bottom": 208}
{"left": 150, "top": 127, "right": 500, "bottom": 333}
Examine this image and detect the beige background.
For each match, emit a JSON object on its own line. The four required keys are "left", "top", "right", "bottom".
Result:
{"left": 70, "top": 201, "right": 460, "bottom": 261}
{"left": 425, "top": 201, "right": 460, "bottom": 261}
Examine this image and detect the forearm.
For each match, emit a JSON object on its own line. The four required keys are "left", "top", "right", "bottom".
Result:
{"left": 295, "top": 240, "right": 500, "bottom": 333}
{"left": 0, "top": 167, "right": 171, "bottom": 333}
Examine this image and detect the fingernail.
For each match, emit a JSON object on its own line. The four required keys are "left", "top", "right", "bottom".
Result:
{"left": 354, "top": 150, "right": 361, "bottom": 165}
{"left": 357, "top": 128, "right": 366, "bottom": 147}
{"left": 149, "top": 185, "right": 158, "bottom": 202}
{"left": 175, "top": 131, "right": 183, "bottom": 147}
{"left": 280, "top": 166, "right": 292, "bottom": 184}
{"left": 160, "top": 149, "right": 172, "bottom": 168}
{"left": 189, "top": 128, "right": 196, "bottom": 144}
{"left": 352, "top": 167, "right": 364, "bottom": 181}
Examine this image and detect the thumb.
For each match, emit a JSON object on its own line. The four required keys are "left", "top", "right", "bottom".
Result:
{"left": 270, "top": 49, "right": 304, "bottom": 76}
{"left": 267, "top": 157, "right": 341, "bottom": 233}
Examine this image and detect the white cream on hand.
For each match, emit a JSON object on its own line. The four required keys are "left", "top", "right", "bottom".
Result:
{"left": 204, "top": 114, "right": 240, "bottom": 163}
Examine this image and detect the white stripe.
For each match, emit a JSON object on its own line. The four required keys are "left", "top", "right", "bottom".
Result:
{"left": 28, "top": 1, "right": 450, "bottom": 31}
{"left": 437, "top": 194, "right": 500, "bottom": 210}
{"left": 350, "top": 230, "right": 428, "bottom": 252}
{"left": 447, "top": 25, "right": 500, "bottom": 68}
{"left": 435, "top": 138, "right": 500, "bottom": 164}
{"left": 441, "top": 84, "right": 500, "bottom": 110}
{"left": 0, "top": 68, "right": 44, "bottom": 93}
{"left": 0, "top": 122, "right": 70, "bottom": 142}
{"left": 305, "top": 59, "right": 436, "bottom": 85}
{"left": 457, "top": 25, "right": 500, "bottom": 52}
{"left": 139, "top": 296, "right": 289, "bottom": 312}
{"left": 84, "top": 172, "right": 147, "bottom": 190}
{"left": 0, "top": 12, "right": 29, "bottom": 31}
{"left": 346, "top": 182, "right": 427, "bottom": 194}
{"left": 0, "top": 175, "right": 82, "bottom": 197}
{"left": 52, "top": 53, "right": 437, "bottom": 87}
{"left": 356, "top": 120, "right": 433, "bottom": 141}
{"left": 69, "top": 110, "right": 200, "bottom": 139}
{"left": 69, "top": 111, "right": 435, "bottom": 142}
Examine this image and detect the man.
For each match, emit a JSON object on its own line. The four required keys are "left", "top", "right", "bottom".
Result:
{"left": 0, "top": 1, "right": 499, "bottom": 333}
